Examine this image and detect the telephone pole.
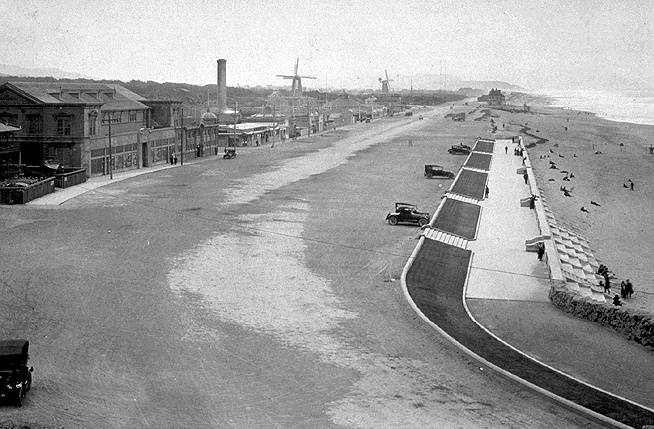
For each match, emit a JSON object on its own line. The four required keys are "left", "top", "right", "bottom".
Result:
{"left": 307, "top": 99, "right": 311, "bottom": 137}
{"left": 180, "top": 107, "right": 184, "bottom": 166}
{"left": 107, "top": 112, "right": 113, "bottom": 179}
{"left": 271, "top": 103, "right": 276, "bottom": 148}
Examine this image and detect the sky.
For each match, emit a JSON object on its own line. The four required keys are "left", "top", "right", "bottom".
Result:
{"left": 1, "top": 0, "right": 653, "bottom": 91}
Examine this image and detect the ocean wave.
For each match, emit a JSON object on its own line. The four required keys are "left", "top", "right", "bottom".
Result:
{"left": 540, "top": 89, "right": 654, "bottom": 126}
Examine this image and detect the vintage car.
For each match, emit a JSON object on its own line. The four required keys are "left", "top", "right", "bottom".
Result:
{"left": 424, "top": 164, "right": 455, "bottom": 179}
{"left": 386, "top": 203, "right": 430, "bottom": 227}
{"left": 0, "top": 340, "right": 33, "bottom": 406}
{"left": 223, "top": 147, "right": 237, "bottom": 159}
{"left": 448, "top": 143, "right": 471, "bottom": 155}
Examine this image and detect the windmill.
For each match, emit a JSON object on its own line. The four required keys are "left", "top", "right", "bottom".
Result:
{"left": 276, "top": 58, "right": 317, "bottom": 97}
{"left": 378, "top": 70, "right": 393, "bottom": 94}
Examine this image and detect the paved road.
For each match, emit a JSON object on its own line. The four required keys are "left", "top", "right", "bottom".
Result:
{"left": 0, "top": 105, "right": 600, "bottom": 428}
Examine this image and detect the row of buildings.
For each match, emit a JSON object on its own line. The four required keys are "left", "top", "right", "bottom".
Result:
{"left": 0, "top": 80, "right": 390, "bottom": 179}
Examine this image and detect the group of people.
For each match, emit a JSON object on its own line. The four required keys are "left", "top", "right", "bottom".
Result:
{"left": 169, "top": 153, "right": 178, "bottom": 165}
{"left": 598, "top": 264, "right": 635, "bottom": 306}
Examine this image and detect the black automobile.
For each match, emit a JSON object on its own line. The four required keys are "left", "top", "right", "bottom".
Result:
{"left": 0, "top": 340, "right": 33, "bottom": 406}
{"left": 448, "top": 143, "right": 471, "bottom": 155}
{"left": 223, "top": 147, "right": 237, "bottom": 159}
{"left": 386, "top": 203, "right": 430, "bottom": 226}
{"left": 424, "top": 164, "right": 455, "bottom": 179}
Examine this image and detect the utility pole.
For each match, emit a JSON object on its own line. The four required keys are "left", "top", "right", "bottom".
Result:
{"left": 307, "top": 99, "right": 311, "bottom": 137}
{"left": 107, "top": 112, "right": 113, "bottom": 179}
{"left": 180, "top": 107, "right": 184, "bottom": 166}
{"left": 271, "top": 103, "right": 276, "bottom": 148}
{"left": 233, "top": 100, "right": 237, "bottom": 148}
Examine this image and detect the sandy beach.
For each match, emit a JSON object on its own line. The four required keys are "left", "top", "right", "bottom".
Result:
{"left": 489, "top": 96, "right": 654, "bottom": 314}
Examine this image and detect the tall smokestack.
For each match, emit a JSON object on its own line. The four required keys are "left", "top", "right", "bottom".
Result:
{"left": 217, "top": 59, "right": 227, "bottom": 113}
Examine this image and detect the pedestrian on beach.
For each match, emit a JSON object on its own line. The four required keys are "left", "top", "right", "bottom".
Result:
{"left": 630, "top": 180, "right": 634, "bottom": 191}
{"left": 603, "top": 273, "right": 610, "bottom": 294}
{"left": 602, "top": 280, "right": 610, "bottom": 294}
{"left": 620, "top": 281, "right": 627, "bottom": 299}
{"left": 523, "top": 171, "right": 528, "bottom": 184}
{"left": 613, "top": 295, "right": 622, "bottom": 306}
{"left": 625, "top": 279, "right": 634, "bottom": 298}
{"left": 537, "top": 242, "right": 545, "bottom": 261}
{"left": 505, "top": 145, "right": 508, "bottom": 154}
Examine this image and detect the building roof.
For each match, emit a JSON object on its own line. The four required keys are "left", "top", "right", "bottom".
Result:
{"left": 0, "top": 120, "right": 21, "bottom": 133}
{"left": 1, "top": 81, "right": 149, "bottom": 111}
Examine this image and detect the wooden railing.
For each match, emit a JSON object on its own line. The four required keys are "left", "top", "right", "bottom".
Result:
{"left": 0, "top": 177, "right": 55, "bottom": 204}
{"left": 54, "top": 168, "right": 87, "bottom": 188}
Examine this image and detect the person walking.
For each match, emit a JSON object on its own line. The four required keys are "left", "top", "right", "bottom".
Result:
{"left": 537, "top": 242, "right": 545, "bottom": 261}
{"left": 505, "top": 145, "right": 508, "bottom": 154}
{"left": 485, "top": 185, "right": 489, "bottom": 198}
{"left": 523, "top": 171, "right": 529, "bottom": 184}
{"left": 603, "top": 280, "right": 611, "bottom": 294}
{"left": 625, "top": 279, "right": 634, "bottom": 298}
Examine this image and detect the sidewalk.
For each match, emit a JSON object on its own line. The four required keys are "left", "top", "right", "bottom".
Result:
{"left": 27, "top": 162, "right": 181, "bottom": 206}
{"left": 466, "top": 138, "right": 654, "bottom": 409}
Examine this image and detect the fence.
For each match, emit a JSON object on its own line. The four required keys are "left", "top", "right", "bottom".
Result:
{"left": 0, "top": 177, "right": 55, "bottom": 204}
{"left": 54, "top": 168, "right": 87, "bottom": 188}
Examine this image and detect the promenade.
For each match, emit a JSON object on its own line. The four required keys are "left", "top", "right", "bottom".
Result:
{"left": 403, "top": 137, "right": 654, "bottom": 428}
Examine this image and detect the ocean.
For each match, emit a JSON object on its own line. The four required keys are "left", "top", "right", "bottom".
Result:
{"left": 542, "top": 89, "right": 654, "bottom": 126}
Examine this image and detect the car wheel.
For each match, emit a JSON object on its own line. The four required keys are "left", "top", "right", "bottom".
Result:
{"left": 388, "top": 216, "right": 398, "bottom": 225}
{"left": 418, "top": 218, "right": 428, "bottom": 227}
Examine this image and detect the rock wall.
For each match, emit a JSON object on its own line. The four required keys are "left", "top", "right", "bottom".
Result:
{"left": 549, "top": 285, "right": 654, "bottom": 349}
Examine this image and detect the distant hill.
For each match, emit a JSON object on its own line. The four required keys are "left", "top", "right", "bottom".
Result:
{"left": 0, "top": 64, "right": 94, "bottom": 80}
{"left": 392, "top": 73, "right": 526, "bottom": 92}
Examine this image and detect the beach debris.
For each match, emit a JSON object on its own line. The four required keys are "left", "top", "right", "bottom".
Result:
{"left": 553, "top": 143, "right": 559, "bottom": 147}
{"left": 623, "top": 183, "right": 629, "bottom": 188}
{"left": 548, "top": 178, "right": 555, "bottom": 181}
{"left": 550, "top": 164, "right": 558, "bottom": 169}
{"left": 558, "top": 154, "right": 565, "bottom": 158}
{"left": 591, "top": 201, "right": 601, "bottom": 206}
{"left": 580, "top": 206, "right": 589, "bottom": 213}
{"left": 573, "top": 153, "right": 577, "bottom": 157}
{"left": 594, "top": 151, "right": 603, "bottom": 154}
{"left": 562, "top": 176, "right": 570, "bottom": 181}
{"left": 549, "top": 149, "right": 554, "bottom": 153}
{"left": 570, "top": 172, "right": 575, "bottom": 178}
{"left": 560, "top": 170, "right": 569, "bottom": 174}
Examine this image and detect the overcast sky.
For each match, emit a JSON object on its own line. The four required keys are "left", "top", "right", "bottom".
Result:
{"left": 1, "top": 0, "right": 652, "bottom": 91}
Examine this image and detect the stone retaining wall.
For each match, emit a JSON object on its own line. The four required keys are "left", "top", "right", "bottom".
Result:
{"left": 549, "top": 285, "right": 654, "bottom": 349}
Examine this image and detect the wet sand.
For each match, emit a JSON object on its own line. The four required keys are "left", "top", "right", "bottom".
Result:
{"left": 489, "top": 98, "right": 654, "bottom": 314}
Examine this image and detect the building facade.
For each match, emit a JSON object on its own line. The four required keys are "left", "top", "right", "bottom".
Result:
{"left": 0, "top": 81, "right": 230, "bottom": 176}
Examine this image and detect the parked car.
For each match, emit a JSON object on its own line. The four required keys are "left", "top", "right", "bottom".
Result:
{"left": 386, "top": 203, "right": 430, "bottom": 226}
{"left": 424, "top": 164, "right": 455, "bottom": 179}
{"left": 448, "top": 143, "right": 471, "bottom": 155}
{"left": 0, "top": 340, "right": 33, "bottom": 406}
{"left": 223, "top": 147, "right": 237, "bottom": 159}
